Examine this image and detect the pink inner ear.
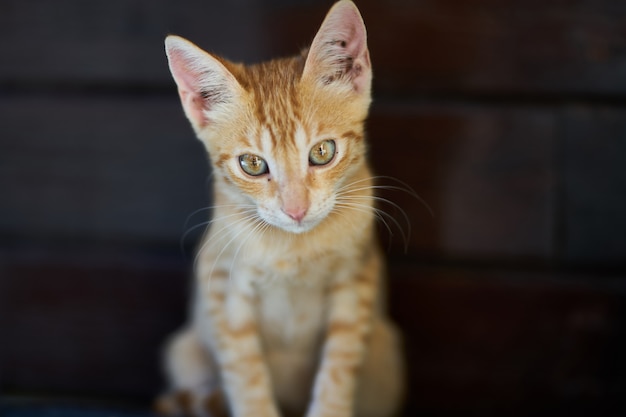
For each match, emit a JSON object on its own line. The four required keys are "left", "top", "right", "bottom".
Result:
{"left": 170, "top": 56, "right": 200, "bottom": 94}
{"left": 325, "top": 5, "right": 368, "bottom": 59}
{"left": 178, "top": 88, "right": 208, "bottom": 128}
{"left": 166, "top": 43, "right": 214, "bottom": 128}
{"left": 304, "top": 1, "right": 371, "bottom": 93}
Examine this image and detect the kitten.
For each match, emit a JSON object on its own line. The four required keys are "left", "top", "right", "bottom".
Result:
{"left": 155, "top": 1, "right": 405, "bottom": 416}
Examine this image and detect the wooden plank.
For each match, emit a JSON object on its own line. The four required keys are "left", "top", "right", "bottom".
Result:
{"left": 367, "top": 102, "right": 556, "bottom": 260}
{"left": 561, "top": 106, "right": 626, "bottom": 265}
{"left": 2, "top": 251, "right": 624, "bottom": 414}
{"left": 389, "top": 264, "right": 626, "bottom": 416}
{"left": 0, "top": 0, "right": 270, "bottom": 84}
{"left": 0, "top": 249, "right": 187, "bottom": 399}
{"left": 268, "top": 0, "right": 626, "bottom": 96}
{"left": 3, "top": 97, "right": 624, "bottom": 262}
{"left": 1, "top": 97, "right": 556, "bottom": 260}
{"left": 0, "top": 96, "right": 209, "bottom": 244}
{"left": 1, "top": 0, "right": 625, "bottom": 95}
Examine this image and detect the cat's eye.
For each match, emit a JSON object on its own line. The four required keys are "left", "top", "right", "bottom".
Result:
{"left": 239, "top": 154, "right": 269, "bottom": 176}
{"left": 309, "top": 140, "right": 336, "bottom": 166}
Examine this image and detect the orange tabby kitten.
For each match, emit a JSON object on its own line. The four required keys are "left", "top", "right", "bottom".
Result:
{"left": 155, "top": 1, "right": 404, "bottom": 416}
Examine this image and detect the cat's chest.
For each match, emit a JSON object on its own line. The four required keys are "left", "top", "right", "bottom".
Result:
{"left": 238, "top": 241, "right": 353, "bottom": 350}
{"left": 253, "top": 280, "right": 327, "bottom": 352}
{"left": 240, "top": 248, "right": 333, "bottom": 284}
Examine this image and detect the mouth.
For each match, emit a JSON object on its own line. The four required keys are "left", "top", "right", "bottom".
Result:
{"left": 259, "top": 211, "right": 322, "bottom": 235}
{"left": 279, "top": 216, "right": 322, "bottom": 234}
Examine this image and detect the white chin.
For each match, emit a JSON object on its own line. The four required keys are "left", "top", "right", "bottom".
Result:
{"left": 276, "top": 220, "right": 319, "bottom": 234}
{"left": 264, "top": 216, "right": 323, "bottom": 234}
{"left": 281, "top": 221, "right": 316, "bottom": 234}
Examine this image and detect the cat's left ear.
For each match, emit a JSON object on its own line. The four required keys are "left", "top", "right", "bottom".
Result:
{"left": 302, "top": 0, "right": 372, "bottom": 95}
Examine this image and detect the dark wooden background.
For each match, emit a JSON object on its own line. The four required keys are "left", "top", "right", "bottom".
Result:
{"left": 1, "top": 1, "right": 625, "bottom": 416}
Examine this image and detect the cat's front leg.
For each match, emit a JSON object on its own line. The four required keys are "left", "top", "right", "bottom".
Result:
{"left": 306, "top": 252, "right": 379, "bottom": 417}
{"left": 201, "top": 270, "right": 280, "bottom": 417}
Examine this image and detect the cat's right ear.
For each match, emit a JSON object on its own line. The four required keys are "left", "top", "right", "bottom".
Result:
{"left": 165, "top": 35, "right": 243, "bottom": 131}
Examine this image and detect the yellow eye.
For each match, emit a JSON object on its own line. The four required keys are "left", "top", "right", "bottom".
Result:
{"left": 239, "top": 154, "right": 269, "bottom": 176}
{"left": 309, "top": 140, "right": 336, "bottom": 166}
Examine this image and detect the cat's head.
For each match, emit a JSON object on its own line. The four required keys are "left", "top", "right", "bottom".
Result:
{"left": 165, "top": 0, "right": 372, "bottom": 234}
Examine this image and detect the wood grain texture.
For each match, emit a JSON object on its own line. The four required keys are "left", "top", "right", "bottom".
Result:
{"left": 0, "top": 96, "right": 208, "bottom": 244}
{"left": 0, "top": 248, "right": 187, "bottom": 399}
{"left": 1, "top": 98, "right": 562, "bottom": 259}
{"left": 0, "top": 0, "right": 625, "bottom": 414}
{"left": 264, "top": 0, "right": 626, "bottom": 96}
{"left": 0, "top": 0, "right": 270, "bottom": 84}
{"left": 561, "top": 106, "right": 626, "bottom": 265}
{"left": 368, "top": 102, "right": 556, "bottom": 260}
{"left": 3, "top": 97, "right": 625, "bottom": 261}
{"left": 1, "top": 0, "right": 626, "bottom": 95}
{"left": 389, "top": 264, "right": 626, "bottom": 416}
{"left": 2, "top": 253, "right": 624, "bottom": 415}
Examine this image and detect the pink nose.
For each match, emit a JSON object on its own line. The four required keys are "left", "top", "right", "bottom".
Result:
{"left": 282, "top": 206, "right": 307, "bottom": 222}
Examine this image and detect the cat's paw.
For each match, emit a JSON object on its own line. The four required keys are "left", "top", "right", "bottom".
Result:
{"left": 153, "top": 389, "right": 227, "bottom": 417}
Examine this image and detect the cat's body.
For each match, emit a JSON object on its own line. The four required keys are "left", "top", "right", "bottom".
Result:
{"left": 156, "top": 2, "right": 404, "bottom": 417}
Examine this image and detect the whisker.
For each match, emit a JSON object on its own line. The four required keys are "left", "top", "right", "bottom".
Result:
{"left": 197, "top": 212, "right": 258, "bottom": 258}
{"left": 334, "top": 201, "right": 405, "bottom": 249}
{"left": 184, "top": 208, "right": 257, "bottom": 240}
{"left": 181, "top": 209, "right": 256, "bottom": 255}
{"left": 193, "top": 212, "right": 259, "bottom": 275}
{"left": 337, "top": 175, "right": 434, "bottom": 218}
{"left": 228, "top": 218, "right": 269, "bottom": 282}
{"left": 180, "top": 203, "right": 256, "bottom": 255}
{"left": 183, "top": 203, "right": 257, "bottom": 232}
{"left": 185, "top": 204, "right": 254, "bottom": 227}
{"left": 335, "top": 174, "right": 433, "bottom": 253}
{"left": 202, "top": 213, "right": 264, "bottom": 286}
{"left": 335, "top": 175, "right": 378, "bottom": 193}
{"left": 338, "top": 195, "right": 412, "bottom": 247}
{"left": 334, "top": 201, "right": 395, "bottom": 237}
{"left": 375, "top": 176, "right": 434, "bottom": 219}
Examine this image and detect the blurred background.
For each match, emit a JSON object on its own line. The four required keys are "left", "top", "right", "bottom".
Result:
{"left": 1, "top": 0, "right": 625, "bottom": 416}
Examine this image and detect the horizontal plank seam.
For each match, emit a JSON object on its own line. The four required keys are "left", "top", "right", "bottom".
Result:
{"left": 2, "top": 82, "right": 626, "bottom": 107}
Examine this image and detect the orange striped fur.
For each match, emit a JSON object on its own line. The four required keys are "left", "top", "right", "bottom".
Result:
{"left": 156, "top": 2, "right": 404, "bottom": 417}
